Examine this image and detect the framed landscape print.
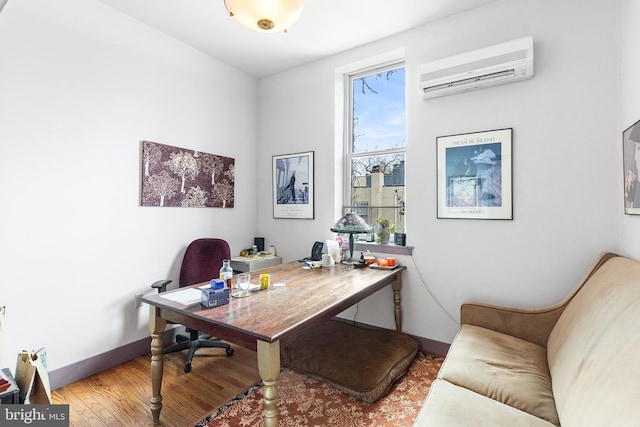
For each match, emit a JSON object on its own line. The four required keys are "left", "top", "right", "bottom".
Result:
{"left": 272, "top": 151, "right": 314, "bottom": 219}
{"left": 623, "top": 118, "right": 640, "bottom": 215}
{"left": 437, "top": 128, "right": 513, "bottom": 220}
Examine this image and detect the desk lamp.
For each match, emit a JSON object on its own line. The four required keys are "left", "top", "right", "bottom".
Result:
{"left": 330, "top": 213, "right": 372, "bottom": 263}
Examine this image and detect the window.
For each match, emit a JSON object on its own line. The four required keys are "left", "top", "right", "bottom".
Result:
{"left": 344, "top": 63, "right": 406, "bottom": 241}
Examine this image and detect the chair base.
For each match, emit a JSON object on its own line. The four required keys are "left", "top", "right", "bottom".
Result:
{"left": 163, "top": 331, "right": 234, "bottom": 373}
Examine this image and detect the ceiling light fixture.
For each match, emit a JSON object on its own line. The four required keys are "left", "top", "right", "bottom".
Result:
{"left": 224, "top": 0, "right": 303, "bottom": 33}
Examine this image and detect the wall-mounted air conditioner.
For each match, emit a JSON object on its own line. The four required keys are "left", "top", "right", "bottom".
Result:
{"left": 418, "top": 36, "right": 534, "bottom": 100}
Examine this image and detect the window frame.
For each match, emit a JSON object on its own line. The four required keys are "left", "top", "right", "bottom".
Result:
{"left": 343, "top": 61, "right": 407, "bottom": 247}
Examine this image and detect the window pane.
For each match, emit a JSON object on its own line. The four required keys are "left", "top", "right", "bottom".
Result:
{"left": 349, "top": 154, "right": 405, "bottom": 235}
{"left": 345, "top": 64, "right": 406, "bottom": 242}
{"left": 352, "top": 68, "right": 406, "bottom": 154}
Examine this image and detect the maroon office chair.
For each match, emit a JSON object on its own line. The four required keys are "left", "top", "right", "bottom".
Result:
{"left": 152, "top": 238, "right": 234, "bottom": 373}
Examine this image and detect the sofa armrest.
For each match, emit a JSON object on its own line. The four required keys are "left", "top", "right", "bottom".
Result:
{"left": 461, "top": 302, "right": 565, "bottom": 347}
{"left": 461, "top": 252, "right": 619, "bottom": 347}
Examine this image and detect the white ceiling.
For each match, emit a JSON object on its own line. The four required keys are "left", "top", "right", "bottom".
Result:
{"left": 97, "top": 0, "right": 498, "bottom": 79}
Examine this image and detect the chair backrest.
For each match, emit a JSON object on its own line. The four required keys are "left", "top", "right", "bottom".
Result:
{"left": 179, "top": 238, "right": 231, "bottom": 287}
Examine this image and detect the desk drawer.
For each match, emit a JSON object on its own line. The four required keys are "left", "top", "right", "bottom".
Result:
{"left": 231, "top": 256, "right": 282, "bottom": 273}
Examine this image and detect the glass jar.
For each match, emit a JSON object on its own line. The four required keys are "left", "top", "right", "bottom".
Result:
{"left": 219, "top": 259, "right": 233, "bottom": 288}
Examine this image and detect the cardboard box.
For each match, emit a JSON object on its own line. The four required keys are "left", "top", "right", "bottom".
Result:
{"left": 201, "top": 286, "right": 230, "bottom": 308}
{"left": 0, "top": 368, "right": 20, "bottom": 404}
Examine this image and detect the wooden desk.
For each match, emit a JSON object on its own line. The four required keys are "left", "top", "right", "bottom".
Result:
{"left": 142, "top": 261, "right": 405, "bottom": 426}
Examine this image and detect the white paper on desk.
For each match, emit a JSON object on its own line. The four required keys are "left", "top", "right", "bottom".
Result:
{"left": 158, "top": 288, "right": 201, "bottom": 306}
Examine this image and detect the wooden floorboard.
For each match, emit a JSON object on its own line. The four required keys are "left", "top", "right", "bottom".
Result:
{"left": 51, "top": 342, "right": 260, "bottom": 427}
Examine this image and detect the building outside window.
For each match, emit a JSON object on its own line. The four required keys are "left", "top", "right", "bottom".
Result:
{"left": 345, "top": 63, "right": 406, "bottom": 242}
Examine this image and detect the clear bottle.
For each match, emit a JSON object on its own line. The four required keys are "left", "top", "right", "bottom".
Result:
{"left": 219, "top": 259, "right": 233, "bottom": 289}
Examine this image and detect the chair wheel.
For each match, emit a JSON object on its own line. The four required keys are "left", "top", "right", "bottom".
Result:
{"left": 184, "top": 363, "right": 192, "bottom": 373}
{"left": 226, "top": 347, "right": 234, "bottom": 356}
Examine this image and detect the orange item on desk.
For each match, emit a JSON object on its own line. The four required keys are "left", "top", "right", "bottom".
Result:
{"left": 377, "top": 258, "right": 389, "bottom": 266}
{"left": 387, "top": 257, "right": 396, "bottom": 266}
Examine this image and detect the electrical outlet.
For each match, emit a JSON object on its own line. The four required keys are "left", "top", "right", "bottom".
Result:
{"left": 134, "top": 294, "right": 143, "bottom": 308}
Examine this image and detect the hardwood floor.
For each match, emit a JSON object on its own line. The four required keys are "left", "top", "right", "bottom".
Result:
{"left": 51, "top": 342, "right": 261, "bottom": 427}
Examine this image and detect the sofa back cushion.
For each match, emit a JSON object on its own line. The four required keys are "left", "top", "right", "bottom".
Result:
{"left": 547, "top": 255, "right": 640, "bottom": 427}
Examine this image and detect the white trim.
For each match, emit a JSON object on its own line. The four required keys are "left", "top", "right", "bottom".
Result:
{"left": 334, "top": 49, "right": 406, "bottom": 221}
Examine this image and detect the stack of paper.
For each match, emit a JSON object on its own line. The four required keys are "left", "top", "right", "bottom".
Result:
{"left": 158, "top": 288, "right": 202, "bottom": 307}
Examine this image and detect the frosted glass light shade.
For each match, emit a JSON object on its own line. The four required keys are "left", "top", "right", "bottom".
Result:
{"left": 224, "top": 0, "right": 304, "bottom": 32}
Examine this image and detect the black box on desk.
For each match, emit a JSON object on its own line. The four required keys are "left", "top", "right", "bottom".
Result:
{"left": 201, "top": 286, "right": 230, "bottom": 308}
{"left": 0, "top": 368, "right": 20, "bottom": 404}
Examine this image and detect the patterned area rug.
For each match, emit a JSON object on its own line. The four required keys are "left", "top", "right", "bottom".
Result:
{"left": 194, "top": 352, "right": 442, "bottom": 427}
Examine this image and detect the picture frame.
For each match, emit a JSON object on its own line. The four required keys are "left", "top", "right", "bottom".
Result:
{"left": 623, "top": 118, "right": 640, "bottom": 214}
{"left": 272, "top": 151, "right": 314, "bottom": 219}
{"left": 140, "top": 140, "right": 234, "bottom": 208}
{"left": 437, "top": 128, "right": 513, "bottom": 220}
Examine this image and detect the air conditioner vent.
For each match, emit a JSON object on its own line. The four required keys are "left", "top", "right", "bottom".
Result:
{"left": 418, "top": 37, "right": 534, "bottom": 99}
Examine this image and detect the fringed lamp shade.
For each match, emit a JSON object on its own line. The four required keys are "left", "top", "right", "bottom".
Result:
{"left": 330, "top": 213, "right": 372, "bottom": 263}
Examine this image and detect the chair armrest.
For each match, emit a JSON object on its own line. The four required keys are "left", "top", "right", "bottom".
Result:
{"left": 151, "top": 280, "right": 172, "bottom": 293}
{"left": 461, "top": 252, "right": 620, "bottom": 348}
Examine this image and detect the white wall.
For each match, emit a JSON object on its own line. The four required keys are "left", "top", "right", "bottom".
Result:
{"left": 619, "top": 0, "right": 640, "bottom": 258}
{"left": 0, "top": 0, "right": 625, "bottom": 378}
{"left": 0, "top": 0, "right": 258, "bottom": 371}
{"left": 258, "top": 0, "right": 620, "bottom": 345}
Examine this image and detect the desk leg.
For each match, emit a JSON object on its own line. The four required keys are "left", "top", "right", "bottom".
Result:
{"left": 392, "top": 273, "right": 402, "bottom": 332}
{"left": 149, "top": 306, "right": 167, "bottom": 424}
{"left": 257, "top": 340, "right": 280, "bottom": 427}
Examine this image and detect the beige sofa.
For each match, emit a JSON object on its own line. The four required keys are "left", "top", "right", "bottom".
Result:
{"left": 414, "top": 252, "right": 640, "bottom": 426}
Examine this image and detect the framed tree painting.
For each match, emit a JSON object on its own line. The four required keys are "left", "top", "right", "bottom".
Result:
{"left": 140, "top": 140, "right": 235, "bottom": 208}
{"left": 272, "top": 151, "right": 314, "bottom": 219}
{"left": 623, "top": 118, "right": 640, "bottom": 214}
{"left": 437, "top": 128, "right": 513, "bottom": 220}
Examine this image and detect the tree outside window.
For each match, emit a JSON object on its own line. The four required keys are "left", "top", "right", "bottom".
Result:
{"left": 346, "top": 64, "right": 406, "bottom": 240}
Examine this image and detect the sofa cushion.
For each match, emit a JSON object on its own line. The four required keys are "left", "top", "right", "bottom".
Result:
{"left": 547, "top": 256, "right": 640, "bottom": 427}
{"left": 280, "top": 320, "right": 418, "bottom": 404}
{"left": 414, "top": 378, "right": 556, "bottom": 427}
{"left": 438, "top": 324, "right": 559, "bottom": 426}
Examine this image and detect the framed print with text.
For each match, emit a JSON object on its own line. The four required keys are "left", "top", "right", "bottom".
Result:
{"left": 437, "top": 128, "right": 513, "bottom": 220}
{"left": 623, "top": 118, "right": 640, "bottom": 214}
{"left": 273, "top": 151, "right": 314, "bottom": 219}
